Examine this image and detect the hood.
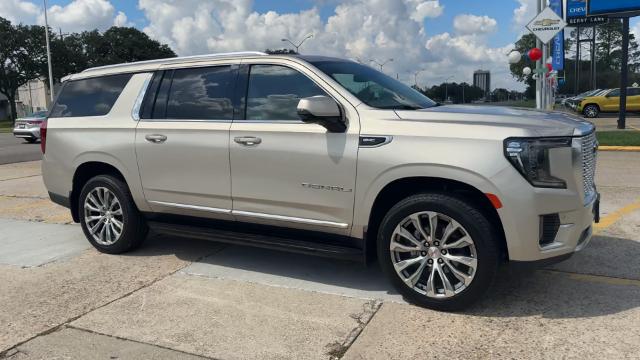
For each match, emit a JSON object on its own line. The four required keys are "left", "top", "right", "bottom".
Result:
{"left": 394, "top": 105, "right": 594, "bottom": 137}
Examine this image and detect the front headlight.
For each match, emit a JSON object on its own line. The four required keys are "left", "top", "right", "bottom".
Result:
{"left": 504, "top": 137, "right": 572, "bottom": 188}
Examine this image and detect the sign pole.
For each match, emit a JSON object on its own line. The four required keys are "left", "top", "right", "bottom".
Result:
{"left": 618, "top": 17, "right": 629, "bottom": 129}
{"left": 535, "top": 0, "right": 541, "bottom": 110}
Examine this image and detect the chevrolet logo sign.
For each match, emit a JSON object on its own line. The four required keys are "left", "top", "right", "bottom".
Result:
{"left": 534, "top": 19, "right": 561, "bottom": 26}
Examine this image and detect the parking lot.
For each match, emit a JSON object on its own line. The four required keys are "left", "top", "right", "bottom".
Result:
{"left": 1, "top": 152, "right": 639, "bottom": 360}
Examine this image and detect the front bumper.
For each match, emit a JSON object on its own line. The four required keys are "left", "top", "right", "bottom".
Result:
{"left": 13, "top": 127, "right": 40, "bottom": 139}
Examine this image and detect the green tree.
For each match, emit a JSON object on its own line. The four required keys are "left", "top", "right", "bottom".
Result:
{"left": 79, "top": 27, "right": 176, "bottom": 67}
{"left": 509, "top": 33, "right": 537, "bottom": 99}
{"left": 0, "top": 18, "right": 44, "bottom": 122}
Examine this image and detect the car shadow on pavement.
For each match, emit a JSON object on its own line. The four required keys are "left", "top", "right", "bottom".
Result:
{"left": 130, "top": 233, "right": 640, "bottom": 318}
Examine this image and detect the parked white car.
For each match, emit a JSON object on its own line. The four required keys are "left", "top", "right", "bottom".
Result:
{"left": 13, "top": 110, "right": 48, "bottom": 143}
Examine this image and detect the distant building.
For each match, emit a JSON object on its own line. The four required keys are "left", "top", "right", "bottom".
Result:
{"left": 16, "top": 78, "right": 51, "bottom": 117}
{"left": 473, "top": 70, "right": 491, "bottom": 99}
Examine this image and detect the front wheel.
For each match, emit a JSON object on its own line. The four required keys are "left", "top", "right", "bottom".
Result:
{"left": 79, "top": 175, "right": 148, "bottom": 254}
{"left": 583, "top": 104, "right": 599, "bottom": 118}
{"left": 377, "top": 193, "right": 499, "bottom": 311}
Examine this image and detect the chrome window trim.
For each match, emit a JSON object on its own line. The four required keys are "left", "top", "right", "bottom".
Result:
{"left": 132, "top": 72, "right": 154, "bottom": 121}
{"left": 149, "top": 201, "right": 231, "bottom": 214}
{"left": 139, "top": 118, "right": 233, "bottom": 123}
{"left": 233, "top": 210, "right": 349, "bottom": 229}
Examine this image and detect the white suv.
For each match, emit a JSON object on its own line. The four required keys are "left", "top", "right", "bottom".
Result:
{"left": 42, "top": 52, "right": 599, "bottom": 310}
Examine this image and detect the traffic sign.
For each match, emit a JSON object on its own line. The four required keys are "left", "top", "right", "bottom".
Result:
{"left": 527, "top": 7, "right": 568, "bottom": 44}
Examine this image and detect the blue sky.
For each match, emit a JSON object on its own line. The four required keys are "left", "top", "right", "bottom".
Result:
{"left": 2, "top": 0, "right": 639, "bottom": 90}
{"left": 43, "top": 0, "right": 524, "bottom": 48}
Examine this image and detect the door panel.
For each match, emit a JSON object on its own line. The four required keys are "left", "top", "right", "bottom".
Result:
{"left": 135, "top": 65, "right": 236, "bottom": 220}
{"left": 136, "top": 121, "right": 232, "bottom": 218}
{"left": 229, "top": 63, "right": 359, "bottom": 234}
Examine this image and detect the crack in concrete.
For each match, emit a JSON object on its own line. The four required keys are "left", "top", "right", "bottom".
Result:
{"left": 0, "top": 175, "right": 41, "bottom": 183}
{"left": 326, "top": 299, "right": 383, "bottom": 359}
{"left": 64, "top": 325, "right": 218, "bottom": 360}
{"left": 0, "top": 194, "right": 48, "bottom": 200}
{"left": 0, "top": 246, "right": 227, "bottom": 359}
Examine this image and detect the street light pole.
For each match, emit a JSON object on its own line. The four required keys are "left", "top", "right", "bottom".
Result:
{"left": 281, "top": 33, "right": 313, "bottom": 53}
{"left": 414, "top": 69, "right": 425, "bottom": 88}
{"left": 369, "top": 58, "right": 393, "bottom": 72}
{"left": 43, "top": 0, "right": 54, "bottom": 102}
{"left": 444, "top": 75, "right": 454, "bottom": 103}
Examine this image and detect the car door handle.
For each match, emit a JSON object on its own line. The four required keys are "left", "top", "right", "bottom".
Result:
{"left": 145, "top": 134, "right": 167, "bottom": 143}
{"left": 234, "top": 136, "right": 262, "bottom": 146}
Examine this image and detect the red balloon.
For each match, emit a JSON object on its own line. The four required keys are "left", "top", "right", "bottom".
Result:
{"left": 528, "top": 48, "right": 542, "bottom": 61}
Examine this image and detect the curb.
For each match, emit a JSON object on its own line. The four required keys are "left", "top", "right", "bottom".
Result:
{"left": 598, "top": 146, "right": 640, "bottom": 152}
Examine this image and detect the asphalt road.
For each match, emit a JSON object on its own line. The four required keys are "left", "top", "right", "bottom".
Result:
{"left": 0, "top": 133, "right": 42, "bottom": 165}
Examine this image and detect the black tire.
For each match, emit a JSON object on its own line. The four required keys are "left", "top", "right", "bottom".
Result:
{"left": 78, "top": 175, "right": 148, "bottom": 254}
{"left": 377, "top": 192, "right": 499, "bottom": 311}
{"left": 583, "top": 104, "right": 599, "bottom": 118}
{"left": 25, "top": 138, "right": 37, "bottom": 143}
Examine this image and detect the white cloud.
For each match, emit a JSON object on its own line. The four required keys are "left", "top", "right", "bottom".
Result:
{"left": 409, "top": 0, "right": 444, "bottom": 22}
{"left": 41, "top": 0, "right": 116, "bottom": 33}
{"left": 513, "top": 0, "right": 536, "bottom": 29}
{"left": 632, "top": 21, "right": 640, "bottom": 41}
{"left": 0, "top": 0, "right": 40, "bottom": 24}
{"left": 0, "top": 0, "right": 523, "bottom": 90}
{"left": 425, "top": 32, "right": 516, "bottom": 89}
{"left": 453, "top": 14, "right": 497, "bottom": 35}
{"left": 113, "top": 11, "right": 132, "bottom": 27}
{"left": 1, "top": 0, "right": 129, "bottom": 32}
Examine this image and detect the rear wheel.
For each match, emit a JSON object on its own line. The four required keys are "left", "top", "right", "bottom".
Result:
{"left": 79, "top": 175, "right": 147, "bottom": 254}
{"left": 377, "top": 193, "right": 499, "bottom": 311}
{"left": 583, "top": 104, "right": 599, "bottom": 118}
{"left": 25, "top": 138, "right": 37, "bottom": 143}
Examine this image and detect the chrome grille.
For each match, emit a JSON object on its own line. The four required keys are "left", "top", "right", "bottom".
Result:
{"left": 580, "top": 132, "right": 597, "bottom": 198}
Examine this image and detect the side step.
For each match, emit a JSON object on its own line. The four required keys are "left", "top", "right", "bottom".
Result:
{"left": 148, "top": 221, "right": 364, "bottom": 262}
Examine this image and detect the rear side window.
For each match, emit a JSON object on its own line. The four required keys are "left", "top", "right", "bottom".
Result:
{"left": 50, "top": 74, "right": 132, "bottom": 117}
{"left": 245, "top": 65, "right": 327, "bottom": 121}
{"left": 145, "top": 66, "right": 235, "bottom": 120}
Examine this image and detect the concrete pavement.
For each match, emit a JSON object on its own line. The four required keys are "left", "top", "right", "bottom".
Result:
{"left": 1, "top": 155, "right": 640, "bottom": 360}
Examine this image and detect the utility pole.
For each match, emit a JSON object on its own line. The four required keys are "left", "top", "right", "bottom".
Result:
{"left": 618, "top": 17, "right": 630, "bottom": 129}
{"left": 536, "top": 0, "right": 543, "bottom": 109}
{"left": 444, "top": 75, "right": 453, "bottom": 103}
{"left": 43, "top": 0, "right": 54, "bottom": 102}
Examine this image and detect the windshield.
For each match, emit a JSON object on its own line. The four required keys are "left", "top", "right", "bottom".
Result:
{"left": 310, "top": 60, "right": 437, "bottom": 110}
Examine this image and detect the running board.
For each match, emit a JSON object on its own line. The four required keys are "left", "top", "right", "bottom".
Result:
{"left": 148, "top": 221, "right": 364, "bottom": 262}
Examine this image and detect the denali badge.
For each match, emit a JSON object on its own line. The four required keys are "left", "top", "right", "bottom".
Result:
{"left": 302, "top": 183, "right": 353, "bottom": 192}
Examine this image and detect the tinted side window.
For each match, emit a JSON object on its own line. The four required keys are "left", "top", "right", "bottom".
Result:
{"left": 165, "top": 66, "right": 234, "bottom": 120}
{"left": 50, "top": 74, "right": 132, "bottom": 117}
{"left": 628, "top": 88, "right": 640, "bottom": 96}
{"left": 608, "top": 89, "right": 620, "bottom": 97}
{"left": 245, "top": 65, "right": 327, "bottom": 120}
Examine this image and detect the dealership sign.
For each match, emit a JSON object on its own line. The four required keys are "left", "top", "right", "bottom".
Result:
{"left": 587, "top": 0, "right": 640, "bottom": 16}
{"left": 567, "top": 0, "right": 608, "bottom": 26}
{"left": 550, "top": 0, "right": 564, "bottom": 70}
{"left": 527, "top": 7, "right": 567, "bottom": 44}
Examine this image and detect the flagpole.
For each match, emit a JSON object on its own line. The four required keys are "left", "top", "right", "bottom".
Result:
{"left": 43, "top": 0, "right": 54, "bottom": 103}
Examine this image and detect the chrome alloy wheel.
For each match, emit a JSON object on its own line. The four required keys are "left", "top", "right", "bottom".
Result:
{"left": 584, "top": 105, "right": 598, "bottom": 118}
{"left": 84, "top": 187, "right": 124, "bottom": 246}
{"left": 390, "top": 211, "right": 477, "bottom": 298}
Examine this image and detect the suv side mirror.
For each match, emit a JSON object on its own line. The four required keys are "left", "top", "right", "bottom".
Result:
{"left": 297, "top": 96, "right": 346, "bottom": 132}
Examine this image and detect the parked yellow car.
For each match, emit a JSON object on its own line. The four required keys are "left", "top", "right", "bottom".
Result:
{"left": 577, "top": 87, "right": 640, "bottom": 118}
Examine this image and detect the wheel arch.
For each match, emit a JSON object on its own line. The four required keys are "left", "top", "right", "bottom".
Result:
{"left": 362, "top": 176, "right": 508, "bottom": 263}
{"left": 70, "top": 161, "right": 129, "bottom": 222}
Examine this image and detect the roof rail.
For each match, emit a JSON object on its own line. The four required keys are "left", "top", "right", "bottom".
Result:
{"left": 81, "top": 51, "right": 268, "bottom": 73}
